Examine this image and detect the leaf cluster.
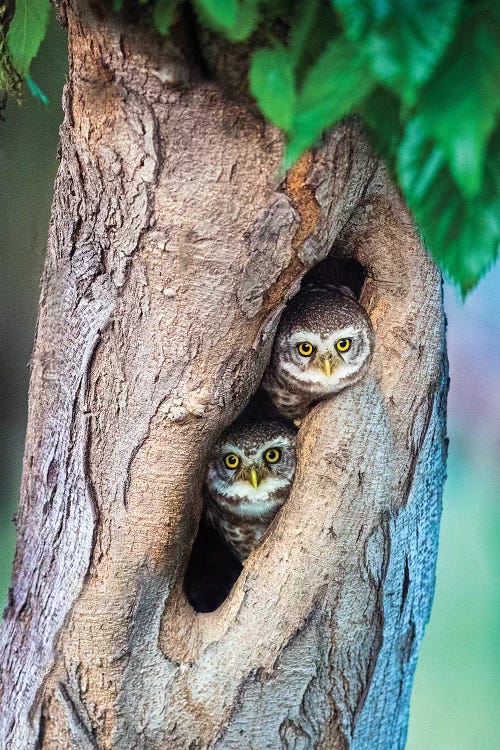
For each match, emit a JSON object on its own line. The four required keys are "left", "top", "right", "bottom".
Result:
{"left": 1, "top": 0, "right": 49, "bottom": 103}
{"left": 1, "top": 0, "right": 499, "bottom": 293}
{"left": 246, "top": 0, "right": 500, "bottom": 294}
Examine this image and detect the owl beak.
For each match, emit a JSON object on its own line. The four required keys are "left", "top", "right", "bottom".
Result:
{"left": 250, "top": 468, "right": 259, "bottom": 489}
{"left": 320, "top": 355, "right": 333, "bottom": 377}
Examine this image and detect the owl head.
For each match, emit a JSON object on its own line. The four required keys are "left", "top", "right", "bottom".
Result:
{"left": 271, "top": 287, "right": 374, "bottom": 399}
{"left": 206, "top": 419, "right": 297, "bottom": 512}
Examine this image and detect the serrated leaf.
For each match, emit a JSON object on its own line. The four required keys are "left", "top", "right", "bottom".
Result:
{"left": 332, "top": 0, "right": 461, "bottom": 104}
{"left": 398, "top": 119, "right": 500, "bottom": 293}
{"left": 415, "top": 6, "right": 500, "bottom": 198}
{"left": 153, "top": 0, "right": 179, "bottom": 34}
{"left": 284, "top": 38, "right": 374, "bottom": 167}
{"left": 250, "top": 46, "right": 296, "bottom": 131}
{"left": 6, "top": 0, "right": 50, "bottom": 76}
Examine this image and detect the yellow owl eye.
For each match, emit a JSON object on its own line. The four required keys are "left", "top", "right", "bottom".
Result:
{"left": 264, "top": 448, "right": 281, "bottom": 464}
{"left": 224, "top": 453, "right": 240, "bottom": 470}
{"left": 335, "top": 338, "right": 351, "bottom": 353}
{"left": 297, "top": 342, "right": 315, "bottom": 357}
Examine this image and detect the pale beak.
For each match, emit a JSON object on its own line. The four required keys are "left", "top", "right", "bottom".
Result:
{"left": 322, "top": 358, "right": 332, "bottom": 377}
{"left": 250, "top": 468, "right": 259, "bottom": 489}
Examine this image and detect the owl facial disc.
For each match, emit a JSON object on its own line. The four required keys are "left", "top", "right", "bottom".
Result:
{"left": 209, "top": 433, "right": 295, "bottom": 510}
{"left": 262, "top": 286, "right": 374, "bottom": 420}
{"left": 284, "top": 325, "right": 371, "bottom": 392}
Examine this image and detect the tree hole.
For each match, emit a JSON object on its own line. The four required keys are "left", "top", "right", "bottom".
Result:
{"left": 300, "top": 255, "right": 367, "bottom": 298}
{"left": 184, "top": 256, "right": 368, "bottom": 613}
{"left": 184, "top": 514, "right": 242, "bottom": 613}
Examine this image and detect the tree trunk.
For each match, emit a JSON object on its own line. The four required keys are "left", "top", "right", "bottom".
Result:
{"left": 0, "top": 4, "right": 448, "bottom": 749}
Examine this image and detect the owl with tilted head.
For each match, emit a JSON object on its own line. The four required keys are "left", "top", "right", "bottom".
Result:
{"left": 205, "top": 419, "right": 297, "bottom": 561}
{"left": 262, "top": 285, "right": 374, "bottom": 421}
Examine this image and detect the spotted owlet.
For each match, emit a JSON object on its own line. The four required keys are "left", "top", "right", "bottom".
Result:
{"left": 262, "top": 285, "right": 374, "bottom": 420}
{"left": 205, "top": 419, "right": 297, "bottom": 561}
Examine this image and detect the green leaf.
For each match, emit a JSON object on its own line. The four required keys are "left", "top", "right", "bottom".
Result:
{"left": 332, "top": 0, "right": 461, "bottom": 104}
{"left": 195, "top": 0, "right": 260, "bottom": 40}
{"left": 286, "top": 0, "right": 341, "bottom": 89}
{"left": 6, "top": 0, "right": 50, "bottom": 77}
{"left": 284, "top": 38, "right": 375, "bottom": 167}
{"left": 227, "top": 0, "right": 261, "bottom": 41}
{"left": 398, "top": 119, "right": 500, "bottom": 293}
{"left": 359, "top": 87, "right": 403, "bottom": 175}
{"left": 196, "top": 0, "right": 239, "bottom": 29}
{"left": 153, "top": 0, "right": 179, "bottom": 34}
{"left": 288, "top": 0, "right": 320, "bottom": 68}
{"left": 414, "top": 6, "right": 500, "bottom": 198}
{"left": 250, "top": 46, "right": 296, "bottom": 131}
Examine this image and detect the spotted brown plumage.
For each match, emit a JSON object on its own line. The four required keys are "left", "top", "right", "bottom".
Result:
{"left": 205, "top": 419, "right": 297, "bottom": 561}
{"left": 262, "top": 285, "right": 374, "bottom": 420}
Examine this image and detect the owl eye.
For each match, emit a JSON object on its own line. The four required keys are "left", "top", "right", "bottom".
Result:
{"left": 297, "top": 341, "right": 315, "bottom": 357}
{"left": 224, "top": 453, "right": 240, "bottom": 470}
{"left": 335, "top": 338, "right": 352, "bottom": 353}
{"left": 264, "top": 448, "right": 281, "bottom": 464}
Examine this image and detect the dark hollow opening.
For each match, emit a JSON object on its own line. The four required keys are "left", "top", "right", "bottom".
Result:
{"left": 184, "top": 514, "right": 242, "bottom": 612}
{"left": 184, "top": 256, "right": 368, "bottom": 613}
{"left": 300, "top": 255, "right": 367, "bottom": 298}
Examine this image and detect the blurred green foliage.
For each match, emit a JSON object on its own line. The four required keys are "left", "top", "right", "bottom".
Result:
{"left": 1, "top": 0, "right": 500, "bottom": 292}
{"left": 2, "top": 0, "right": 500, "bottom": 292}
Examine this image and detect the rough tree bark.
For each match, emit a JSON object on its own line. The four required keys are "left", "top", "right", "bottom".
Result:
{"left": 0, "top": 3, "right": 448, "bottom": 749}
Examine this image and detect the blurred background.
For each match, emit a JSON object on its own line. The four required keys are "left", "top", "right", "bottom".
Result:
{"left": 0, "top": 17, "right": 498, "bottom": 749}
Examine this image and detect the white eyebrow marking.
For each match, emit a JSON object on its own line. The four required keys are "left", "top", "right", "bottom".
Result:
{"left": 220, "top": 443, "right": 244, "bottom": 457}
{"left": 289, "top": 327, "right": 360, "bottom": 350}
{"left": 220, "top": 438, "right": 291, "bottom": 462}
{"left": 289, "top": 331, "right": 323, "bottom": 347}
{"left": 281, "top": 328, "right": 371, "bottom": 384}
